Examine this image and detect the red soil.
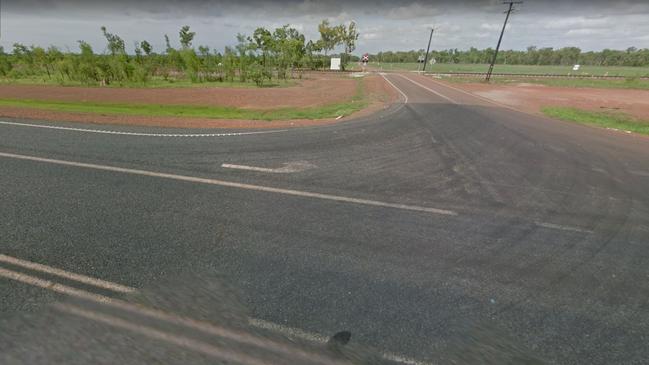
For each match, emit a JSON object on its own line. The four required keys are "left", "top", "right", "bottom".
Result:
{"left": 453, "top": 82, "right": 649, "bottom": 120}
{"left": 0, "top": 74, "right": 397, "bottom": 129}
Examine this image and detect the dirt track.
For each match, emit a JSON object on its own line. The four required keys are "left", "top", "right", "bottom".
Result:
{"left": 452, "top": 82, "right": 649, "bottom": 120}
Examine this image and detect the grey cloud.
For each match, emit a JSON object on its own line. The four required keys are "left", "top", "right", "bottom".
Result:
{"left": 2, "top": 0, "right": 648, "bottom": 54}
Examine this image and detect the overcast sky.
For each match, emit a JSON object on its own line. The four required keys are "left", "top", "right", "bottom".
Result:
{"left": 2, "top": 0, "right": 649, "bottom": 55}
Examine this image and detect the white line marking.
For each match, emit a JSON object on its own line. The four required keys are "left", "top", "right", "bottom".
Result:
{"left": 1, "top": 256, "right": 431, "bottom": 365}
{"left": 0, "top": 254, "right": 134, "bottom": 293}
{"left": 395, "top": 74, "right": 457, "bottom": 104}
{"left": 419, "top": 76, "right": 648, "bottom": 138}
{"left": 249, "top": 319, "right": 435, "bottom": 365}
{"left": 54, "top": 303, "right": 275, "bottom": 365}
{"left": 416, "top": 74, "right": 528, "bottom": 112}
{"left": 630, "top": 170, "right": 649, "bottom": 177}
{"left": 0, "top": 266, "right": 343, "bottom": 365}
{"left": 381, "top": 73, "right": 409, "bottom": 104}
{"left": 424, "top": 76, "right": 506, "bottom": 106}
{"left": 249, "top": 318, "right": 329, "bottom": 343}
{"left": 535, "top": 222, "right": 593, "bottom": 234}
{"left": 0, "top": 151, "right": 457, "bottom": 216}
{"left": 0, "top": 120, "right": 287, "bottom": 137}
{"left": 222, "top": 161, "right": 316, "bottom": 174}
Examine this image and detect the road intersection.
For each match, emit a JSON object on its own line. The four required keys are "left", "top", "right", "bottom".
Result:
{"left": 1, "top": 73, "right": 648, "bottom": 364}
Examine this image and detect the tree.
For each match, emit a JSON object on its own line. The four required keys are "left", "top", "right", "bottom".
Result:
{"left": 31, "top": 46, "right": 49, "bottom": 78}
{"left": 316, "top": 20, "right": 339, "bottom": 57}
{"left": 251, "top": 27, "right": 273, "bottom": 66}
{"left": 0, "top": 46, "right": 12, "bottom": 76}
{"left": 268, "top": 25, "right": 306, "bottom": 78}
{"left": 99, "top": 26, "right": 130, "bottom": 85}
{"left": 163, "top": 34, "right": 181, "bottom": 77}
{"left": 76, "top": 40, "right": 99, "bottom": 84}
{"left": 179, "top": 25, "right": 196, "bottom": 49}
{"left": 164, "top": 34, "right": 173, "bottom": 53}
{"left": 140, "top": 40, "right": 152, "bottom": 55}
{"left": 197, "top": 45, "right": 216, "bottom": 80}
{"left": 339, "top": 21, "right": 359, "bottom": 70}
{"left": 557, "top": 47, "right": 581, "bottom": 65}
{"left": 235, "top": 33, "right": 252, "bottom": 82}
{"left": 100, "top": 26, "right": 126, "bottom": 55}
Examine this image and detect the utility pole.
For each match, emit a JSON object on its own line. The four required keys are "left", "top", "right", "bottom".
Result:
{"left": 422, "top": 28, "right": 434, "bottom": 72}
{"left": 485, "top": 1, "right": 522, "bottom": 81}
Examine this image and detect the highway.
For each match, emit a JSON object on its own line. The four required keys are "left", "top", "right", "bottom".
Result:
{"left": 1, "top": 73, "right": 649, "bottom": 364}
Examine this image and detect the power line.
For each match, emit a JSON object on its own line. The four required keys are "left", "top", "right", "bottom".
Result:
{"left": 485, "top": 1, "right": 522, "bottom": 82}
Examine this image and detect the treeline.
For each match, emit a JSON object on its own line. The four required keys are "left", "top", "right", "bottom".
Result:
{"left": 0, "top": 21, "right": 359, "bottom": 87}
{"left": 373, "top": 46, "right": 649, "bottom": 67}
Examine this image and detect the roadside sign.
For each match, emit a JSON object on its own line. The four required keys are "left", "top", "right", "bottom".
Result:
{"left": 330, "top": 57, "right": 341, "bottom": 71}
{"left": 361, "top": 54, "right": 369, "bottom": 65}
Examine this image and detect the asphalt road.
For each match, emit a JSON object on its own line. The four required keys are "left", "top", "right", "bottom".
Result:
{"left": 1, "top": 73, "right": 649, "bottom": 364}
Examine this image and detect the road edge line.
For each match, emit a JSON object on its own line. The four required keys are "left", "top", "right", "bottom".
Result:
{"left": 395, "top": 74, "right": 457, "bottom": 104}
{"left": 380, "top": 73, "right": 409, "bottom": 104}
{"left": 0, "top": 120, "right": 288, "bottom": 138}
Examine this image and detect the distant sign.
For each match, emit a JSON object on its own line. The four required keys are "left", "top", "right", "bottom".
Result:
{"left": 572, "top": 64, "right": 580, "bottom": 71}
{"left": 330, "top": 57, "right": 341, "bottom": 71}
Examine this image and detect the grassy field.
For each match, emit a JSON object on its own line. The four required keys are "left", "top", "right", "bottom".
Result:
{"left": 370, "top": 62, "right": 649, "bottom": 77}
{"left": 542, "top": 107, "right": 649, "bottom": 135}
{"left": 441, "top": 76, "right": 649, "bottom": 90}
{"left": 0, "top": 76, "right": 296, "bottom": 89}
{"left": 0, "top": 79, "right": 366, "bottom": 121}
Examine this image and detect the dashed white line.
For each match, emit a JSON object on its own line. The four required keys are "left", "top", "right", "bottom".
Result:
{"left": 0, "top": 151, "right": 458, "bottom": 216}
{"left": 535, "top": 221, "right": 593, "bottom": 234}
{"left": 249, "top": 318, "right": 434, "bottom": 365}
{"left": 629, "top": 170, "right": 649, "bottom": 177}
{"left": 0, "top": 254, "right": 433, "bottom": 365}
{"left": 222, "top": 163, "right": 293, "bottom": 173}
{"left": 0, "top": 265, "right": 344, "bottom": 365}
{"left": 249, "top": 318, "right": 329, "bottom": 343}
{"left": 0, "top": 120, "right": 287, "bottom": 137}
{"left": 222, "top": 161, "right": 316, "bottom": 174}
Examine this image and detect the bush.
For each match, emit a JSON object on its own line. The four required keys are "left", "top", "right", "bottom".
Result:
{"left": 132, "top": 64, "right": 150, "bottom": 83}
{"left": 248, "top": 63, "right": 272, "bottom": 87}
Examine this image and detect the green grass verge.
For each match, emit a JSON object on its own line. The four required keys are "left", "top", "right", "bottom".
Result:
{"left": 0, "top": 78, "right": 367, "bottom": 121}
{"left": 542, "top": 107, "right": 649, "bottom": 135}
{"left": 442, "top": 76, "right": 649, "bottom": 90}
{"left": 0, "top": 76, "right": 296, "bottom": 89}
{"left": 371, "top": 62, "right": 649, "bottom": 77}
